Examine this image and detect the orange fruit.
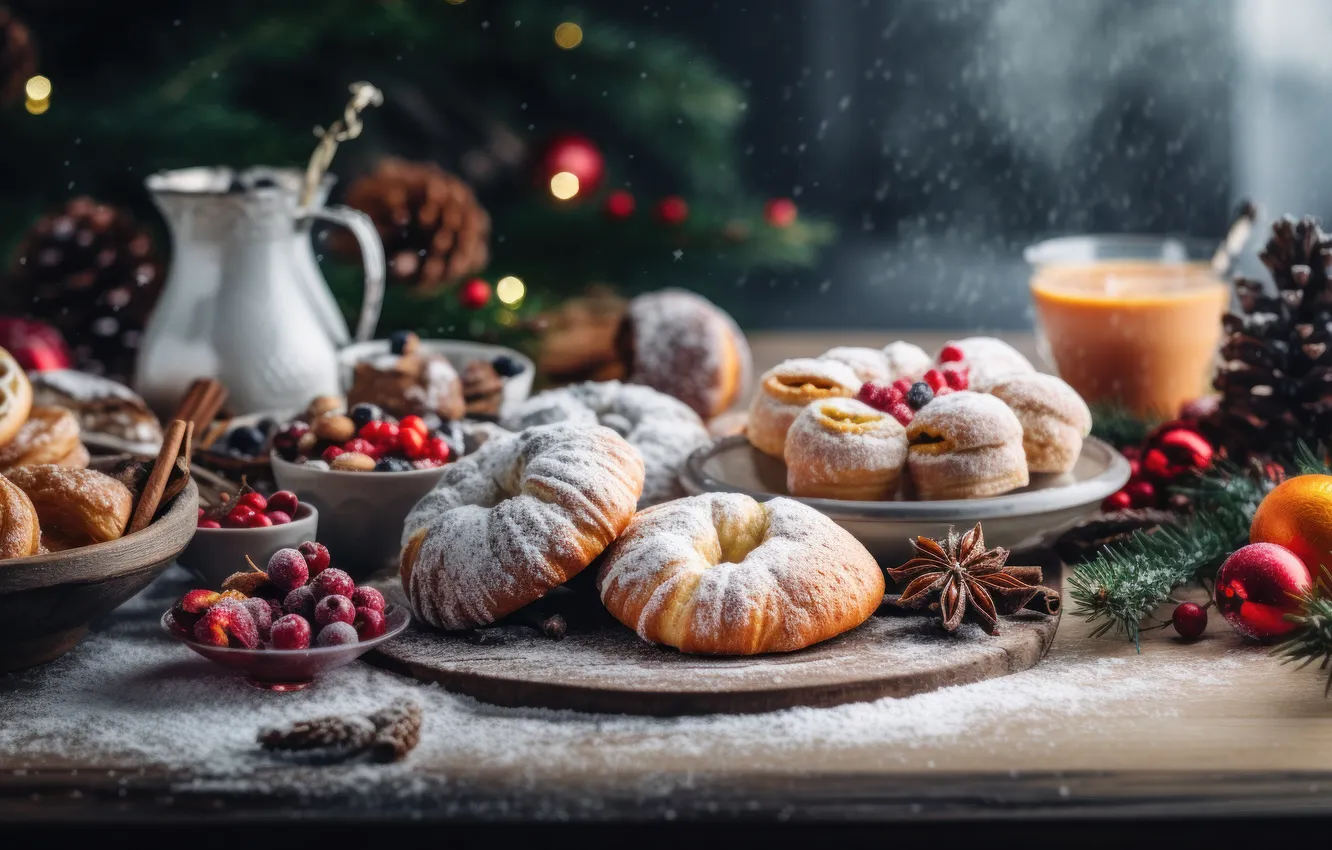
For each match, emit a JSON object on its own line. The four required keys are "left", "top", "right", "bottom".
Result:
{"left": 1250, "top": 474, "right": 1332, "bottom": 572}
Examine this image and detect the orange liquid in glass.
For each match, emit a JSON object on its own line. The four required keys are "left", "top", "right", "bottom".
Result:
{"left": 1030, "top": 261, "right": 1230, "bottom": 418}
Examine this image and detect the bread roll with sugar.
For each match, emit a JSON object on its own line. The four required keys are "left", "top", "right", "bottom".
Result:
{"left": 0, "top": 347, "right": 33, "bottom": 448}
{"left": 881, "top": 341, "right": 932, "bottom": 383}
{"left": 988, "top": 373, "right": 1091, "bottom": 474}
{"left": 746, "top": 358, "right": 861, "bottom": 458}
{"left": 819, "top": 347, "right": 892, "bottom": 384}
{"left": 784, "top": 397, "right": 907, "bottom": 500}
{"left": 598, "top": 493, "right": 884, "bottom": 654}
{"left": 936, "top": 337, "right": 1035, "bottom": 391}
{"left": 906, "top": 391, "right": 1028, "bottom": 500}
{"left": 400, "top": 423, "right": 644, "bottom": 631}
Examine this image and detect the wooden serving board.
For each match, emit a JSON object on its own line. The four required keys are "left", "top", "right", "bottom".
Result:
{"left": 367, "top": 583, "right": 1060, "bottom": 716}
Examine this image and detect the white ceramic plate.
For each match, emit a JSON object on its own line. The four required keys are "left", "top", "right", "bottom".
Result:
{"left": 680, "top": 436, "right": 1130, "bottom": 566}
{"left": 336, "top": 339, "right": 534, "bottom": 416}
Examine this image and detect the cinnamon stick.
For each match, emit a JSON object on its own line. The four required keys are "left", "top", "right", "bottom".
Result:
{"left": 128, "top": 419, "right": 187, "bottom": 534}
{"left": 1023, "top": 587, "right": 1063, "bottom": 616}
{"left": 171, "top": 378, "right": 228, "bottom": 441}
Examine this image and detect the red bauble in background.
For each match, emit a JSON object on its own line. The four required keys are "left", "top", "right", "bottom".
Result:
{"left": 655, "top": 196, "right": 689, "bottom": 226}
{"left": 1171, "top": 602, "right": 1208, "bottom": 640}
{"left": 604, "top": 190, "right": 636, "bottom": 219}
{"left": 0, "top": 317, "right": 73, "bottom": 371}
{"left": 538, "top": 134, "right": 605, "bottom": 196}
{"left": 458, "top": 278, "right": 492, "bottom": 310}
{"left": 1215, "top": 543, "right": 1311, "bottom": 641}
{"left": 764, "top": 198, "right": 798, "bottom": 228}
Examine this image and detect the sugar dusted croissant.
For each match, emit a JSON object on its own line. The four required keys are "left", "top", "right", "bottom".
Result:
{"left": 4, "top": 465, "right": 133, "bottom": 548}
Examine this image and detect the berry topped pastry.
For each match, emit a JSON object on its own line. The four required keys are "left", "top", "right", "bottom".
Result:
{"left": 935, "top": 337, "right": 1035, "bottom": 392}
{"left": 905, "top": 391, "right": 1028, "bottom": 500}
{"left": 347, "top": 331, "right": 465, "bottom": 421}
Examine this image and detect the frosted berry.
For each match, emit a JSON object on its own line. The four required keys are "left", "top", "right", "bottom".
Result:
{"left": 265, "top": 598, "right": 285, "bottom": 621}
{"left": 922, "top": 369, "right": 948, "bottom": 393}
{"left": 342, "top": 437, "right": 380, "bottom": 459}
{"left": 942, "top": 365, "right": 969, "bottom": 391}
{"left": 283, "top": 585, "right": 317, "bottom": 620}
{"left": 267, "top": 491, "right": 299, "bottom": 516}
{"left": 905, "top": 382, "right": 933, "bottom": 410}
{"left": 267, "top": 548, "right": 309, "bottom": 593}
{"left": 311, "top": 567, "right": 354, "bottom": 601}
{"left": 321, "top": 446, "right": 345, "bottom": 463}
{"left": 265, "top": 510, "right": 292, "bottom": 526}
{"left": 242, "top": 597, "right": 273, "bottom": 639}
{"left": 315, "top": 621, "right": 360, "bottom": 647}
{"left": 246, "top": 512, "right": 273, "bottom": 528}
{"left": 270, "top": 614, "right": 312, "bottom": 650}
{"left": 351, "top": 586, "right": 386, "bottom": 613}
{"left": 887, "top": 401, "right": 914, "bottom": 427}
{"left": 273, "top": 423, "right": 310, "bottom": 462}
{"left": 193, "top": 599, "right": 259, "bottom": 649}
{"left": 938, "top": 344, "right": 965, "bottom": 363}
{"left": 237, "top": 491, "right": 267, "bottom": 513}
{"left": 855, "top": 382, "right": 903, "bottom": 413}
{"left": 354, "top": 607, "right": 387, "bottom": 640}
{"left": 412, "top": 459, "right": 442, "bottom": 470}
{"left": 314, "top": 594, "right": 356, "bottom": 628}
{"left": 1172, "top": 602, "right": 1208, "bottom": 639}
{"left": 350, "top": 403, "right": 383, "bottom": 429}
{"left": 299, "top": 541, "right": 331, "bottom": 577}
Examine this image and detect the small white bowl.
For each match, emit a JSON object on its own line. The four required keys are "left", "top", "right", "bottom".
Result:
{"left": 177, "top": 504, "right": 320, "bottom": 589}
{"left": 336, "top": 339, "right": 534, "bottom": 416}
{"left": 271, "top": 457, "right": 447, "bottom": 579}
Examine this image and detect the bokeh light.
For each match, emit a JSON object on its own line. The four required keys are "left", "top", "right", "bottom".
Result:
{"left": 549, "top": 171, "right": 580, "bottom": 200}
{"left": 496, "top": 276, "right": 526, "bottom": 306}
{"left": 554, "top": 22, "right": 583, "bottom": 50}
{"left": 25, "top": 76, "right": 50, "bottom": 100}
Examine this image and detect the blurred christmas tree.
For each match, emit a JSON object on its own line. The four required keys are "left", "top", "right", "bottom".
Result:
{"left": 0, "top": 0, "right": 833, "bottom": 351}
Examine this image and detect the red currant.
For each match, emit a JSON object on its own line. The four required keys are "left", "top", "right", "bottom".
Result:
{"left": 399, "top": 427, "right": 427, "bottom": 460}
{"left": 358, "top": 420, "right": 384, "bottom": 441}
{"left": 400, "top": 415, "right": 428, "bottom": 437}
{"left": 1102, "top": 490, "right": 1133, "bottom": 511}
{"left": 246, "top": 512, "right": 274, "bottom": 528}
{"left": 426, "top": 437, "right": 451, "bottom": 463}
{"left": 238, "top": 491, "right": 268, "bottom": 513}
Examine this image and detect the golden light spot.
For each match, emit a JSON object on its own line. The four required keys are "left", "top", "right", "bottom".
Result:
{"left": 554, "top": 22, "right": 583, "bottom": 49}
{"left": 25, "top": 76, "right": 50, "bottom": 101}
{"left": 496, "top": 276, "right": 525, "bottom": 306}
{"left": 25, "top": 97, "right": 49, "bottom": 115}
{"left": 549, "top": 171, "right": 580, "bottom": 200}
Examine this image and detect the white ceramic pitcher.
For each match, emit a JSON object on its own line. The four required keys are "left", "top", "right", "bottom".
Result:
{"left": 137, "top": 166, "right": 385, "bottom": 414}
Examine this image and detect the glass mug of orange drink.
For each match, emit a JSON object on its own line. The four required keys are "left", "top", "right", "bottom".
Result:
{"left": 1025, "top": 235, "right": 1231, "bottom": 419}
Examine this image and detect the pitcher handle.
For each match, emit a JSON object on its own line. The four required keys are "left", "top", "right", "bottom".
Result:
{"left": 302, "top": 205, "right": 385, "bottom": 343}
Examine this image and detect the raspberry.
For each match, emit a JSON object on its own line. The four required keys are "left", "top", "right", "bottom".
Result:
{"left": 242, "top": 597, "right": 273, "bottom": 639}
{"left": 887, "top": 401, "right": 914, "bottom": 427}
{"left": 265, "top": 510, "right": 292, "bottom": 526}
{"left": 322, "top": 446, "right": 346, "bottom": 463}
{"left": 351, "top": 586, "right": 386, "bottom": 613}
{"left": 193, "top": 599, "right": 259, "bottom": 648}
{"left": 237, "top": 491, "right": 268, "bottom": 513}
{"left": 938, "top": 344, "right": 965, "bottom": 363}
{"left": 892, "top": 378, "right": 913, "bottom": 396}
{"left": 315, "top": 621, "right": 359, "bottom": 647}
{"left": 942, "top": 365, "right": 969, "bottom": 391}
{"left": 342, "top": 437, "right": 380, "bottom": 459}
{"left": 399, "top": 427, "right": 427, "bottom": 460}
{"left": 855, "top": 382, "right": 903, "bottom": 413}
{"left": 267, "top": 491, "right": 299, "bottom": 516}
{"left": 354, "top": 607, "right": 387, "bottom": 640}
{"left": 246, "top": 512, "right": 274, "bottom": 528}
{"left": 299, "top": 541, "right": 331, "bottom": 577}
{"left": 314, "top": 594, "right": 356, "bottom": 628}
{"left": 267, "top": 548, "right": 309, "bottom": 593}
{"left": 311, "top": 567, "right": 354, "bottom": 601}
{"left": 283, "top": 585, "right": 317, "bottom": 620}
{"left": 400, "top": 415, "right": 428, "bottom": 436}
{"left": 922, "top": 369, "right": 948, "bottom": 393}
{"left": 271, "top": 614, "right": 312, "bottom": 650}
{"left": 905, "top": 382, "right": 933, "bottom": 410}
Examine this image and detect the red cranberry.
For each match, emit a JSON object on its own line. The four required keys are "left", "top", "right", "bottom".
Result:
{"left": 426, "top": 437, "right": 451, "bottom": 463}
{"left": 223, "top": 505, "right": 257, "bottom": 529}
{"left": 241, "top": 598, "right": 273, "bottom": 639}
{"left": 246, "top": 512, "right": 273, "bottom": 528}
{"left": 354, "top": 607, "right": 387, "bottom": 640}
{"left": 271, "top": 614, "right": 312, "bottom": 650}
{"left": 351, "top": 586, "right": 386, "bottom": 614}
{"left": 199, "top": 518, "right": 222, "bottom": 529}
{"left": 315, "top": 621, "right": 359, "bottom": 647}
{"left": 1172, "top": 602, "right": 1208, "bottom": 639}
{"left": 267, "top": 548, "right": 309, "bottom": 593}
{"left": 283, "top": 585, "right": 316, "bottom": 620}
{"left": 265, "top": 510, "right": 292, "bottom": 525}
{"left": 299, "top": 541, "right": 331, "bottom": 577}
{"left": 311, "top": 567, "right": 354, "bottom": 601}
{"left": 399, "top": 427, "right": 427, "bottom": 459}
{"left": 238, "top": 491, "right": 268, "bottom": 513}
{"left": 267, "top": 490, "right": 300, "bottom": 516}
{"left": 314, "top": 594, "right": 356, "bottom": 627}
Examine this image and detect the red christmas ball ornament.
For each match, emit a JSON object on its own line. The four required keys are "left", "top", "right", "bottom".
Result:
{"left": 539, "top": 134, "right": 605, "bottom": 196}
{"left": 1215, "top": 543, "right": 1312, "bottom": 641}
{"left": 0, "top": 317, "right": 73, "bottom": 371}
{"left": 1102, "top": 490, "right": 1132, "bottom": 512}
{"left": 1171, "top": 602, "right": 1208, "bottom": 639}
{"left": 1123, "top": 479, "right": 1156, "bottom": 509}
{"left": 763, "top": 197, "right": 798, "bottom": 228}
{"left": 655, "top": 196, "right": 689, "bottom": 226}
{"left": 604, "top": 190, "right": 636, "bottom": 219}
{"left": 1140, "top": 421, "right": 1214, "bottom": 483}
{"left": 458, "top": 278, "right": 492, "bottom": 310}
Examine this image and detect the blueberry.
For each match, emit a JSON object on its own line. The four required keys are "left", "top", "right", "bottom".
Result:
{"left": 350, "top": 403, "right": 383, "bottom": 429}
{"left": 905, "top": 381, "right": 934, "bottom": 410}
{"left": 389, "top": 330, "right": 416, "bottom": 356}
{"left": 227, "top": 425, "right": 266, "bottom": 456}
{"left": 256, "top": 417, "right": 279, "bottom": 437}
{"left": 491, "top": 354, "right": 526, "bottom": 378}
{"left": 374, "top": 457, "right": 412, "bottom": 473}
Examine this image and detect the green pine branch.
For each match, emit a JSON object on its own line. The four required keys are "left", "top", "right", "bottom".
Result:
{"left": 1088, "top": 403, "right": 1160, "bottom": 449}
{"left": 1274, "top": 567, "right": 1332, "bottom": 696}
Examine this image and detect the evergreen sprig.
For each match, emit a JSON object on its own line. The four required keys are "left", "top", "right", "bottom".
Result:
{"left": 1068, "top": 465, "right": 1265, "bottom": 647}
{"left": 1088, "top": 403, "right": 1159, "bottom": 450}
{"left": 1274, "top": 567, "right": 1332, "bottom": 696}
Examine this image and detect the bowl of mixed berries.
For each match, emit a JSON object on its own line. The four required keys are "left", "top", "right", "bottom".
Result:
{"left": 270, "top": 403, "right": 454, "bottom": 575}
{"left": 163, "top": 542, "right": 409, "bottom": 691}
{"left": 178, "top": 483, "right": 319, "bottom": 588}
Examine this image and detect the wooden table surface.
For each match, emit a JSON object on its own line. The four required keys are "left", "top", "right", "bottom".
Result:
{"left": 5, "top": 331, "right": 1332, "bottom": 827}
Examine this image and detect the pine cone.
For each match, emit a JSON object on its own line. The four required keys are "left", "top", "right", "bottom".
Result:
{"left": 340, "top": 158, "right": 490, "bottom": 293}
{"left": 258, "top": 715, "right": 376, "bottom": 754}
{"left": 1202, "top": 215, "right": 1332, "bottom": 462}
{"left": 0, "top": 7, "right": 36, "bottom": 106}
{"left": 366, "top": 698, "right": 422, "bottom": 763}
{"left": 3, "top": 197, "right": 164, "bottom": 384}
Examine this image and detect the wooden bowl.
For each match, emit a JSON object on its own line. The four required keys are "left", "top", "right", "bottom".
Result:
{"left": 0, "top": 476, "right": 199, "bottom": 672}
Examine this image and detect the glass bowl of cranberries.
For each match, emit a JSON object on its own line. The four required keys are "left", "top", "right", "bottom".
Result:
{"left": 163, "top": 543, "right": 410, "bottom": 691}
{"left": 177, "top": 486, "right": 319, "bottom": 589}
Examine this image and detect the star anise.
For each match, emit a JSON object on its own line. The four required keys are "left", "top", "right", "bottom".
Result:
{"left": 886, "top": 524, "right": 1043, "bottom": 635}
